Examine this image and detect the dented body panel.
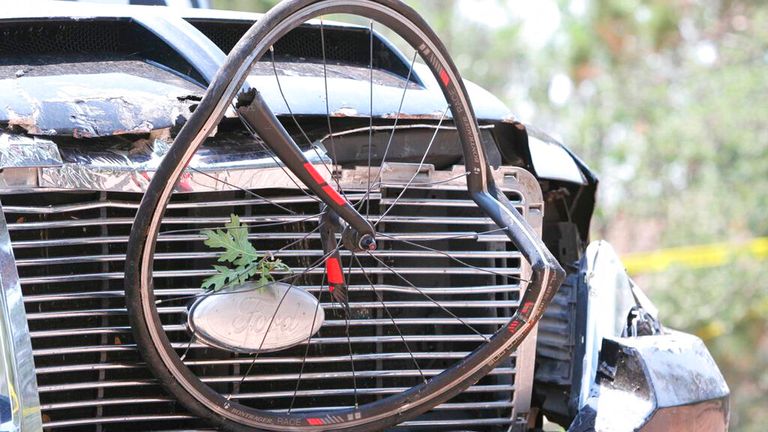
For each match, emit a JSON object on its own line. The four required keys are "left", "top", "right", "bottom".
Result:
{"left": 570, "top": 333, "right": 729, "bottom": 432}
{"left": 0, "top": 61, "right": 200, "bottom": 137}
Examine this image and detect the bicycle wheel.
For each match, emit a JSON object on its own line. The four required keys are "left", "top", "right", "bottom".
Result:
{"left": 124, "top": 0, "right": 563, "bottom": 430}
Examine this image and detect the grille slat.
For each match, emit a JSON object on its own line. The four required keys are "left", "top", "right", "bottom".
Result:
{"left": 37, "top": 351, "right": 511, "bottom": 375}
{"left": 3, "top": 194, "right": 522, "bottom": 215}
{"left": 8, "top": 214, "right": 499, "bottom": 231}
{"left": 33, "top": 333, "right": 501, "bottom": 356}
{"left": 40, "top": 367, "right": 516, "bottom": 393}
{"left": 10, "top": 232, "right": 512, "bottom": 248}
{"left": 40, "top": 383, "right": 517, "bottom": 400}
{"left": 19, "top": 266, "right": 520, "bottom": 285}
{"left": 31, "top": 317, "right": 511, "bottom": 338}
{"left": 22, "top": 284, "right": 521, "bottom": 303}
{"left": 5, "top": 176, "right": 539, "bottom": 430}
{"left": 16, "top": 249, "right": 521, "bottom": 266}
{"left": 43, "top": 398, "right": 514, "bottom": 412}
{"left": 44, "top": 414, "right": 517, "bottom": 430}
{"left": 27, "top": 300, "right": 519, "bottom": 320}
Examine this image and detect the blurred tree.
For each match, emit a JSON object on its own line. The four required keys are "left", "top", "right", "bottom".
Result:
{"left": 532, "top": 2, "right": 768, "bottom": 430}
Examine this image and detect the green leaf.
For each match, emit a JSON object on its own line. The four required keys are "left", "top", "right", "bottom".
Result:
{"left": 200, "top": 215, "right": 284, "bottom": 291}
{"left": 201, "top": 265, "right": 234, "bottom": 292}
{"left": 201, "top": 215, "right": 261, "bottom": 265}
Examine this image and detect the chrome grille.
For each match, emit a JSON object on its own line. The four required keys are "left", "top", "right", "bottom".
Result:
{"left": 2, "top": 166, "right": 542, "bottom": 431}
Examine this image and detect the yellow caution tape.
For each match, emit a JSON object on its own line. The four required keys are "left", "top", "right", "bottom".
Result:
{"left": 622, "top": 237, "right": 768, "bottom": 274}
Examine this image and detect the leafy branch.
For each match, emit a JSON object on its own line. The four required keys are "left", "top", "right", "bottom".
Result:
{"left": 200, "top": 214, "right": 289, "bottom": 291}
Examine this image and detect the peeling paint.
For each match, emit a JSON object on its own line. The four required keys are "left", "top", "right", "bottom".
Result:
{"left": 0, "top": 60, "right": 202, "bottom": 138}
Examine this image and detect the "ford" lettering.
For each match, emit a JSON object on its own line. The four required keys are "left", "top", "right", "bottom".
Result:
{"left": 188, "top": 282, "right": 324, "bottom": 353}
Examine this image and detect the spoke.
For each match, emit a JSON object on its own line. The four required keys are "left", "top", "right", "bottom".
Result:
{"left": 352, "top": 253, "right": 426, "bottom": 384}
{"left": 288, "top": 272, "right": 329, "bottom": 414}
{"left": 157, "top": 213, "right": 322, "bottom": 236}
{"left": 375, "top": 105, "right": 450, "bottom": 227}
{"left": 269, "top": 47, "right": 313, "bottom": 147}
{"left": 367, "top": 21, "right": 375, "bottom": 218}
{"left": 155, "top": 223, "right": 328, "bottom": 305}
{"left": 376, "top": 232, "right": 531, "bottom": 285}
{"left": 366, "top": 251, "right": 489, "bottom": 342}
{"left": 361, "top": 50, "right": 418, "bottom": 208}
{"left": 273, "top": 222, "right": 324, "bottom": 254}
{"left": 377, "top": 51, "right": 418, "bottom": 173}
{"left": 318, "top": 19, "right": 354, "bottom": 204}
{"left": 269, "top": 46, "right": 342, "bottom": 193}
{"left": 382, "top": 227, "right": 509, "bottom": 243}
{"left": 228, "top": 355, "right": 260, "bottom": 403}
{"left": 179, "top": 336, "right": 195, "bottom": 362}
{"left": 319, "top": 19, "right": 338, "bottom": 167}
{"left": 225, "top": 244, "right": 341, "bottom": 401}
{"left": 187, "top": 167, "right": 298, "bottom": 214}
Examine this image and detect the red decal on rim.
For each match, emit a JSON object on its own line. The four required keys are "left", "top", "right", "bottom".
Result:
{"left": 307, "top": 418, "right": 324, "bottom": 426}
{"left": 520, "top": 301, "right": 534, "bottom": 315}
{"left": 508, "top": 319, "right": 522, "bottom": 333}
{"left": 439, "top": 68, "right": 450, "bottom": 86}
{"left": 303, "top": 162, "right": 326, "bottom": 185}
{"left": 326, "top": 257, "right": 344, "bottom": 285}
{"left": 322, "top": 185, "right": 346, "bottom": 206}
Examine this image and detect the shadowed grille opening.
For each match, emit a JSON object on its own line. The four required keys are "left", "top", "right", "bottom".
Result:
{"left": 188, "top": 20, "right": 415, "bottom": 83}
{"left": 0, "top": 20, "right": 203, "bottom": 83}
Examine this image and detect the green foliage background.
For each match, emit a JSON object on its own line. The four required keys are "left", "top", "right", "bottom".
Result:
{"left": 213, "top": 0, "right": 767, "bottom": 429}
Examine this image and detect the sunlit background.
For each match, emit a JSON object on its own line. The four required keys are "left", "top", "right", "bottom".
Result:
{"left": 212, "top": 1, "right": 767, "bottom": 430}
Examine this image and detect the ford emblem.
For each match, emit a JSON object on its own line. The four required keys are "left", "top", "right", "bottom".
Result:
{"left": 188, "top": 282, "right": 324, "bottom": 353}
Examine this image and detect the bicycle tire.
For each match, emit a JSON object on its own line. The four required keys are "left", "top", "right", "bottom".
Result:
{"left": 125, "top": 1, "right": 563, "bottom": 430}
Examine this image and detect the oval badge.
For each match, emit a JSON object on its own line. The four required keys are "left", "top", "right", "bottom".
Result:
{"left": 188, "top": 282, "right": 324, "bottom": 353}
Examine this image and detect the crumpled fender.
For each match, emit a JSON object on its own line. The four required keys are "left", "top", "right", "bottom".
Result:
{"left": 569, "top": 241, "right": 729, "bottom": 431}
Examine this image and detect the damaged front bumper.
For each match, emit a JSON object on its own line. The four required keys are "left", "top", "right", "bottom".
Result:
{"left": 570, "top": 332, "right": 729, "bottom": 432}
{"left": 567, "top": 241, "right": 729, "bottom": 432}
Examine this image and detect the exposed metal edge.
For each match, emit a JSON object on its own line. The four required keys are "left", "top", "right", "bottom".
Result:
{"left": 0, "top": 133, "right": 62, "bottom": 170}
{"left": 0, "top": 143, "right": 332, "bottom": 193}
{"left": 0, "top": 134, "right": 535, "bottom": 193}
{"left": 0, "top": 201, "right": 42, "bottom": 431}
{"left": 317, "top": 123, "right": 493, "bottom": 142}
{"left": 579, "top": 240, "right": 642, "bottom": 409}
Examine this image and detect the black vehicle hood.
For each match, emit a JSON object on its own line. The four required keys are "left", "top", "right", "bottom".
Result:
{"left": 0, "top": 2, "right": 513, "bottom": 138}
{"left": 0, "top": 2, "right": 595, "bottom": 191}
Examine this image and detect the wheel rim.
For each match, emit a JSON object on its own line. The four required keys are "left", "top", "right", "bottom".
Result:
{"left": 125, "top": 1, "right": 539, "bottom": 430}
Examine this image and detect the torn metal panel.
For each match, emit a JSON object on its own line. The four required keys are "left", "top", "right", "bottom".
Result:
{"left": 0, "top": 133, "right": 62, "bottom": 169}
{"left": 569, "top": 332, "right": 729, "bottom": 432}
{"left": 0, "top": 57, "right": 511, "bottom": 139}
{"left": 580, "top": 240, "right": 642, "bottom": 409}
{"left": 0, "top": 60, "right": 202, "bottom": 137}
{"left": 35, "top": 136, "right": 333, "bottom": 193}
